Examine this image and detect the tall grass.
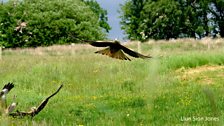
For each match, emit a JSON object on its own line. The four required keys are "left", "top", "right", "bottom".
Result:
{"left": 0, "top": 39, "right": 224, "bottom": 125}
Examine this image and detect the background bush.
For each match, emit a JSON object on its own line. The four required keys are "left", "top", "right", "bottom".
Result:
{"left": 120, "top": 0, "right": 224, "bottom": 41}
{"left": 0, "top": 0, "right": 109, "bottom": 48}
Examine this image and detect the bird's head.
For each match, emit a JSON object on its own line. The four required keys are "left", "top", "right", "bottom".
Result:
{"left": 1, "top": 89, "right": 9, "bottom": 95}
{"left": 30, "top": 107, "right": 37, "bottom": 112}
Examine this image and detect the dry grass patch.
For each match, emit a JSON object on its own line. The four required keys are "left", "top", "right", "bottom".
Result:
{"left": 176, "top": 65, "right": 224, "bottom": 85}
{"left": 181, "top": 65, "right": 224, "bottom": 75}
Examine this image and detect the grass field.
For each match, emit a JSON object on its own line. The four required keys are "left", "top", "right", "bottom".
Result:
{"left": 0, "top": 38, "right": 224, "bottom": 125}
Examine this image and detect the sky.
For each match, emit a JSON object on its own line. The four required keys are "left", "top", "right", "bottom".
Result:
{"left": 95, "top": 0, "right": 126, "bottom": 40}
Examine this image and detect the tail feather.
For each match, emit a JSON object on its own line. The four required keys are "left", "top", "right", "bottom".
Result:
{"left": 95, "top": 48, "right": 131, "bottom": 61}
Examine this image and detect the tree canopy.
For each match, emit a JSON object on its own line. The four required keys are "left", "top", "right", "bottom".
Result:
{"left": 82, "top": 0, "right": 111, "bottom": 33}
{"left": 120, "top": 0, "right": 224, "bottom": 41}
{"left": 0, "top": 0, "right": 110, "bottom": 48}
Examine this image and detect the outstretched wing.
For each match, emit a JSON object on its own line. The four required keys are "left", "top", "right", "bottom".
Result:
{"left": 82, "top": 40, "right": 115, "bottom": 47}
{"left": 95, "top": 48, "right": 131, "bottom": 61}
{"left": 35, "top": 84, "right": 63, "bottom": 115}
{"left": 120, "top": 45, "right": 152, "bottom": 59}
{"left": 9, "top": 110, "right": 30, "bottom": 117}
{"left": 0, "top": 82, "right": 14, "bottom": 96}
{"left": 9, "top": 84, "right": 63, "bottom": 118}
{"left": 2, "top": 82, "right": 14, "bottom": 91}
{"left": 83, "top": 40, "right": 150, "bottom": 60}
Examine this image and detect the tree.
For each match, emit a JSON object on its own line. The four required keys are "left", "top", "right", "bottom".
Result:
{"left": 140, "top": 0, "right": 183, "bottom": 40}
{"left": 120, "top": 0, "right": 187, "bottom": 41}
{"left": 120, "top": 0, "right": 146, "bottom": 40}
{"left": 82, "top": 0, "right": 111, "bottom": 32}
{"left": 208, "top": 0, "right": 224, "bottom": 37}
{"left": 0, "top": 0, "right": 108, "bottom": 48}
{"left": 119, "top": 0, "right": 224, "bottom": 41}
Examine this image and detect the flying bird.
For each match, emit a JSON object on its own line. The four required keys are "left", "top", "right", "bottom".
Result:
{"left": 9, "top": 84, "right": 63, "bottom": 118}
{"left": 83, "top": 40, "right": 152, "bottom": 61}
{"left": 0, "top": 82, "right": 14, "bottom": 108}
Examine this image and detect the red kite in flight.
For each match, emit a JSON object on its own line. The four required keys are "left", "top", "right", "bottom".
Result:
{"left": 83, "top": 40, "right": 152, "bottom": 61}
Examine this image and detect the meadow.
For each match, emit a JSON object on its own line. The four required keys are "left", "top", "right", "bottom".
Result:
{"left": 0, "top": 38, "right": 224, "bottom": 125}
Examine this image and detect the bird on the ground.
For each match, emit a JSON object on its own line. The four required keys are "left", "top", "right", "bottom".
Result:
{"left": 9, "top": 84, "right": 63, "bottom": 118}
{"left": 83, "top": 40, "right": 152, "bottom": 61}
{"left": 5, "top": 95, "right": 17, "bottom": 114}
{"left": 0, "top": 82, "right": 14, "bottom": 108}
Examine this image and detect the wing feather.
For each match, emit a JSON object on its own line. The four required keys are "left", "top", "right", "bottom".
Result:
{"left": 112, "top": 50, "right": 131, "bottom": 61}
{"left": 35, "top": 84, "right": 63, "bottom": 114}
{"left": 83, "top": 40, "right": 115, "bottom": 47}
{"left": 9, "top": 84, "right": 63, "bottom": 118}
{"left": 95, "top": 48, "right": 112, "bottom": 56}
{"left": 120, "top": 45, "right": 152, "bottom": 59}
{"left": 96, "top": 48, "right": 131, "bottom": 61}
{"left": 84, "top": 40, "right": 151, "bottom": 60}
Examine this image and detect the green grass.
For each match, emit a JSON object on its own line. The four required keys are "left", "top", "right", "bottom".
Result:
{"left": 0, "top": 39, "right": 224, "bottom": 125}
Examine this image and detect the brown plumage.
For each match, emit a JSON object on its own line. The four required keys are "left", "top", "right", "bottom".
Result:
{"left": 9, "top": 84, "right": 63, "bottom": 118}
{"left": 83, "top": 40, "right": 152, "bottom": 61}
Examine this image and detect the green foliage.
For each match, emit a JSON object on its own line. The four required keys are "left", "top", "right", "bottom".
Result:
{"left": 82, "top": 0, "right": 111, "bottom": 32}
{"left": 120, "top": 0, "right": 146, "bottom": 40}
{"left": 0, "top": 0, "right": 108, "bottom": 48}
{"left": 120, "top": 0, "right": 224, "bottom": 41}
{"left": 141, "top": 0, "right": 182, "bottom": 40}
{"left": 208, "top": 0, "right": 224, "bottom": 37}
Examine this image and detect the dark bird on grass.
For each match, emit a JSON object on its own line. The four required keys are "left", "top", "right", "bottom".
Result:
{"left": 0, "top": 82, "right": 14, "bottom": 108}
{"left": 83, "top": 40, "right": 152, "bottom": 61}
{"left": 0, "top": 82, "right": 14, "bottom": 97}
{"left": 9, "top": 84, "right": 63, "bottom": 118}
